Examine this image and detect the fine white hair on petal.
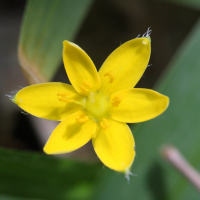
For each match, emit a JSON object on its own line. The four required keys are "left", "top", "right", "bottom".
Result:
{"left": 135, "top": 27, "right": 152, "bottom": 39}
{"left": 5, "top": 94, "right": 14, "bottom": 99}
{"left": 6, "top": 87, "right": 24, "bottom": 100}
{"left": 142, "top": 27, "right": 152, "bottom": 37}
{"left": 135, "top": 34, "right": 141, "bottom": 38}
{"left": 125, "top": 170, "right": 137, "bottom": 184}
{"left": 5, "top": 90, "right": 19, "bottom": 99}
{"left": 11, "top": 90, "right": 19, "bottom": 94}
{"left": 21, "top": 110, "right": 29, "bottom": 115}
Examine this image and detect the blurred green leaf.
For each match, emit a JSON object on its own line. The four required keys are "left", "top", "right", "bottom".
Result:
{"left": 0, "top": 195, "right": 25, "bottom": 200}
{"left": 94, "top": 18, "right": 200, "bottom": 200}
{"left": 18, "top": 0, "right": 93, "bottom": 84}
{"left": 161, "top": 0, "right": 200, "bottom": 10}
{"left": 0, "top": 195, "right": 31, "bottom": 200}
{"left": 0, "top": 147, "right": 102, "bottom": 200}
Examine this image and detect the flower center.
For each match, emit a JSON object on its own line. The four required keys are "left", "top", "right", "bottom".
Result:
{"left": 85, "top": 92, "right": 110, "bottom": 122}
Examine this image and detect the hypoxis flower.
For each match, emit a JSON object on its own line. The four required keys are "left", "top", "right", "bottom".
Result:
{"left": 12, "top": 34, "right": 169, "bottom": 176}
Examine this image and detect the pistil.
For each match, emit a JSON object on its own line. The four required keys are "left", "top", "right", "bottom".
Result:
{"left": 85, "top": 92, "right": 110, "bottom": 122}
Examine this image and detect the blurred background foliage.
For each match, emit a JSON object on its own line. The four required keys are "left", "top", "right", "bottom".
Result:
{"left": 0, "top": 0, "right": 200, "bottom": 199}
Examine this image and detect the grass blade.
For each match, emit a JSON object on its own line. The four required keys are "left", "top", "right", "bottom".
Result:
{"left": 18, "top": 0, "right": 93, "bottom": 84}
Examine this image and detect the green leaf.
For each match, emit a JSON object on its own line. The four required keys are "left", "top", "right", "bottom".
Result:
{"left": 94, "top": 18, "right": 200, "bottom": 200}
{"left": 18, "top": 0, "right": 93, "bottom": 84}
{"left": 0, "top": 195, "right": 25, "bottom": 200}
{"left": 0, "top": 147, "right": 101, "bottom": 200}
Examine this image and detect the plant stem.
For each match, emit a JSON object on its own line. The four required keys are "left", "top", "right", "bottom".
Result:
{"left": 162, "top": 145, "right": 200, "bottom": 192}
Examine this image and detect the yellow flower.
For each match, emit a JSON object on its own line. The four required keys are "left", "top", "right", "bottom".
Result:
{"left": 12, "top": 34, "right": 169, "bottom": 177}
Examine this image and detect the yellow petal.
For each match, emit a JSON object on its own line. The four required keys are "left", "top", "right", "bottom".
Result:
{"left": 13, "top": 83, "right": 84, "bottom": 121}
{"left": 92, "top": 118, "right": 135, "bottom": 172}
{"left": 44, "top": 111, "right": 97, "bottom": 154}
{"left": 63, "top": 41, "right": 100, "bottom": 96}
{"left": 98, "top": 37, "right": 151, "bottom": 96}
{"left": 110, "top": 89, "right": 169, "bottom": 123}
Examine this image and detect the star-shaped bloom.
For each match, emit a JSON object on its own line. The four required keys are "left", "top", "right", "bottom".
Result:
{"left": 12, "top": 35, "right": 169, "bottom": 176}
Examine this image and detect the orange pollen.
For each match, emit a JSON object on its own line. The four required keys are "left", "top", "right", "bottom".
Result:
{"left": 104, "top": 71, "right": 114, "bottom": 83}
{"left": 100, "top": 118, "right": 110, "bottom": 130}
{"left": 76, "top": 114, "right": 89, "bottom": 123}
{"left": 111, "top": 96, "right": 121, "bottom": 107}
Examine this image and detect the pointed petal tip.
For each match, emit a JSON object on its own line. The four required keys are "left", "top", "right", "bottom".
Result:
{"left": 43, "top": 141, "right": 59, "bottom": 155}
{"left": 146, "top": 36, "right": 151, "bottom": 43}
{"left": 43, "top": 145, "right": 61, "bottom": 155}
{"left": 63, "top": 40, "right": 68, "bottom": 44}
{"left": 162, "top": 95, "right": 170, "bottom": 111}
{"left": 151, "top": 91, "right": 170, "bottom": 113}
{"left": 43, "top": 144, "right": 66, "bottom": 155}
{"left": 11, "top": 95, "right": 17, "bottom": 104}
{"left": 124, "top": 168, "right": 137, "bottom": 183}
{"left": 125, "top": 169, "right": 132, "bottom": 183}
{"left": 6, "top": 93, "right": 16, "bottom": 103}
{"left": 166, "top": 96, "right": 170, "bottom": 107}
{"left": 63, "top": 40, "right": 81, "bottom": 50}
{"left": 43, "top": 145, "right": 50, "bottom": 154}
{"left": 63, "top": 40, "right": 69, "bottom": 49}
{"left": 140, "top": 37, "right": 151, "bottom": 46}
{"left": 156, "top": 93, "right": 170, "bottom": 115}
{"left": 124, "top": 169, "right": 137, "bottom": 184}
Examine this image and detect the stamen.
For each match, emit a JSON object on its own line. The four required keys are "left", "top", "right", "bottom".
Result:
{"left": 112, "top": 96, "right": 121, "bottom": 107}
{"left": 100, "top": 118, "right": 110, "bottom": 130}
{"left": 58, "top": 98, "right": 84, "bottom": 106}
{"left": 79, "top": 80, "right": 92, "bottom": 94}
{"left": 57, "top": 92, "right": 70, "bottom": 97}
{"left": 76, "top": 114, "right": 89, "bottom": 123}
{"left": 104, "top": 71, "right": 114, "bottom": 83}
{"left": 57, "top": 92, "right": 75, "bottom": 103}
{"left": 79, "top": 85, "right": 89, "bottom": 93}
{"left": 83, "top": 80, "right": 92, "bottom": 88}
{"left": 58, "top": 97, "right": 74, "bottom": 103}
{"left": 57, "top": 92, "right": 84, "bottom": 106}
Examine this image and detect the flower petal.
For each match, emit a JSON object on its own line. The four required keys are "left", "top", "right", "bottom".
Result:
{"left": 98, "top": 37, "right": 151, "bottom": 96}
{"left": 92, "top": 118, "right": 135, "bottom": 172}
{"left": 63, "top": 41, "right": 100, "bottom": 96}
{"left": 44, "top": 111, "right": 97, "bottom": 154}
{"left": 13, "top": 82, "right": 84, "bottom": 121}
{"left": 110, "top": 89, "right": 169, "bottom": 123}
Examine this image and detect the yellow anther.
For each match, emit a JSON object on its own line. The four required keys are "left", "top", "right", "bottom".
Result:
{"left": 80, "top": 80, "right": 92, "bottom": 94}
{"left": 57, "top": 92, "right": 70, "bottom": 97}
{"left": 58, "top": 97, "right": 74, "bottom": 103}
{"left": 111, "top": 96, "right": 121, "bottom": 107}
{"left": 80, "top": 85, "right": 89, "bottom": 93}
{"left": 57, "top": 92, "right": 74, "bottom": 103}
{"left": 100, "top": 118, "right": 110, "bottom": 130}
{"left": 76, "top": 114, "right": 89, "bottom": 123}
{"left": 104, "top": 71, "right": 114, "bottom": 83}
{"left": 83, "top": 80, "right": 92, "bottom": 88}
